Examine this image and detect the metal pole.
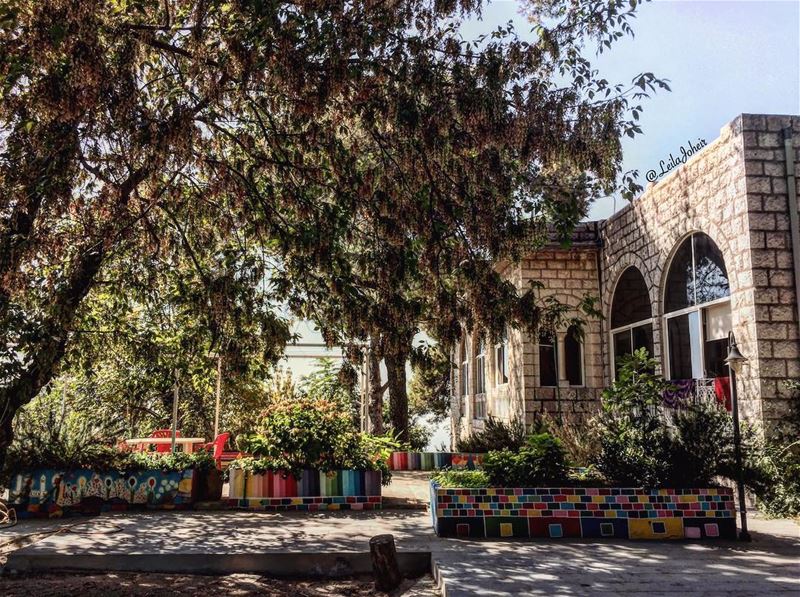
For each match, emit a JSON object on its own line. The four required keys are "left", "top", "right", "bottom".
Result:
{"left": 214, "top": 355, "right": 222, "bottom": 439}
{"left": 171, "top": 369, "right": 179, "bottom": 454}
{"left": 727, "top": 333, "right": 751, "bottom": 542}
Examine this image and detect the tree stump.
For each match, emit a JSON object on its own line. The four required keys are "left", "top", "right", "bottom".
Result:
{"left": 369, "top": 533, "right": 402, "bottom": 592}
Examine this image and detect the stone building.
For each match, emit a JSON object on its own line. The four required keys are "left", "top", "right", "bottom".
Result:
{"left": 452, "top": 113, "right": 800, "bottom": 443}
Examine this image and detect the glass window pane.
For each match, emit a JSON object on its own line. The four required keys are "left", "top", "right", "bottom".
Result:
{"left": 611, "top": 267, "right": 652, "bottom": 328}
{"left": 703, "top": 306, "right": 730, "bottom": 378}
{"left": 693, "top": 233, "right": 730, "bottom": 304}
{"left": 564, "top": 327, "right": 583, "bottom": 386}
{"left": 665, "top": 236, "right": 695, "bottom": 313}
{"left": 495, "top": 342, "right": 508, "bottom": 385}
{"left": 613, "top": 331, "right": 632, "bottom": 377}
{"left": 704, "top": 338, "right": 728, "bottom": 378}
{"left": 667, "top": 312, "right": 702, "bottom": 379}
{"left": 631, "top": 323, "right": 654, "bottom": 357}
{"left": 539, "top": 333, "right": 557, "bottom": 387}
{"left": 475, "top": 355, "right": 485, "bottom": 394}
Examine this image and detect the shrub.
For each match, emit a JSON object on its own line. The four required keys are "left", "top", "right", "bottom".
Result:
{"left": 668, "top": 400, "right": 733, "bottom": 487}
{"left": 123, "top": 450, "right": 217, "bottom": 473}
{"left": 747, "top": 381, "right": 800, "bottom": 518}
{"left": 482, "top": 433, "right": 569, "bottom": 487}
{"left": 455, "top": 416, "right": 527, "bottom": 453}
{"left": 252, "top": 391, "right": 358, "bottom": 470}
{"left": 534, "top": 411, "right": 600, "bottom": 467}
{"left": 753, "top": 443, "right": 800, "bottom": 518}
{"left": 595, "top": 414, "right": 673, "bottom": 487}
{"left": 235, "top": 385, "right": 397, "bottom": 484}
{"left": 3, "top": 392, "right": 126, "bottom": 482}
{"left": 593, "top": 349, "right": 674, "bottom": 487}
{"left": 431, "top": 469, "right": 489, "bottom": 488}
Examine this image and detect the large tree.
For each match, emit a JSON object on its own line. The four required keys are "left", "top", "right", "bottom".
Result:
{"left": 245, "top": 1, "right": 664, "bottom": 440}
{"left": 0, "top": 0, "right": 662, "bottom": 465}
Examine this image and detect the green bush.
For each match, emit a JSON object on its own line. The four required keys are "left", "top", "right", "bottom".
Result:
{"left": 593, "top": 349, "right": 787, "bottom": 493}
{"left": 668, "top": 400, "right": 734, "bottom": 487}
{"left": 593, "top": 349, "right": 675, "bottom": 487}
{"left": 595, "top": 414, "right": 673, "bottom": 487}
{"left": 455, "top": 416, "right": 527, "bottom": 453}
{"left": 753, "top": 444, "right": 800, "bottom": 518}
{"left": 431, "top": 469, "right": 490, "bottom": 488}
{"left": 123, "top": 450, "right": 216, "bottom": 473}
{"left": 235, "top": 388, "right": 397, "bottom": 484}
{"left": 747, "top": 380, "right": 800, "bottom": 518}
{"left": 533, "top": 411, "right": 601, "bottom": 467}
{"left": 482, "top": 433, "right": 569, "bottom": 487}
{"left": 3, "top": 392, "right": 125, "bottom": 481}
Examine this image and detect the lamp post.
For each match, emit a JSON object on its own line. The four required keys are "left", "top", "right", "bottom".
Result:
{"left": 725, "top": 331, "right": 751, "bottom": 542}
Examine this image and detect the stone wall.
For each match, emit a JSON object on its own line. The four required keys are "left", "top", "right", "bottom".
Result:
{"left": 516, "top": 248, "right": 604, "bottom": 426}
{"left": 740, "top": 115, "right": 800, "bottom": 428}
{"left": 599, "top": 113, "right": 800, "bottom": 430}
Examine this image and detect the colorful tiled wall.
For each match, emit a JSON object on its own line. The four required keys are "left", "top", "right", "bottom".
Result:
{"left": 10, "top": 468, "right": 196, "bottom": 518}
{"left": 431, "top": 483, "right": 737, "bottom": 540}
{"left": 227, "top": 468, "right": 382, "bottom": 511}
{"left": 388, "top": 452, "right": 484, "bottom": 471}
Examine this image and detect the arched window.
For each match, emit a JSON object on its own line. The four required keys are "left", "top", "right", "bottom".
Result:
{"left": 564, "top": 325, "right": 583, "bottom": 386}
{"left": 538, "top": 331, "right": 558, "bottom": 387}
{"left": 459, "top": 337, "right": 469, "bottom": 402}
{"left": 495, "top": 332, "right": 508, "bottom": 386}
{"left": 473, "top": 337, "right": 486, "bottom": 419}
{"left": 663, "top": 233, "right": 731, "bottom": 380}
{"left": 609, "top": 266, "right": 654, "bottom": 377}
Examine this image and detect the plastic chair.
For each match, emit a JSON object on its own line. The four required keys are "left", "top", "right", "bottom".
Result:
{"left": 202, "top": 433, "right": 242, "bottom": 468}
{"left": 150, "top": 429, "right": 181, "bottom": 453}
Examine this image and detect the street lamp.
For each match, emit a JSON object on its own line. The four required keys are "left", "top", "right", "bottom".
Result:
{"left": 725, "top": 331, "right": 751, "bottom": 542}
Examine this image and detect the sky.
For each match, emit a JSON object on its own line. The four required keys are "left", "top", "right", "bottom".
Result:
{"left": 461, "top": 0, "right": 800, "bottom": 220}
{"left": 285, "top": 1, "right": 800, "bottom": 446}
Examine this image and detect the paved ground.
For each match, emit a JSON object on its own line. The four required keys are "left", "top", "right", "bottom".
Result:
{"left": 383, "top": 471, "right": 431, "bottom": 506}
{"left": 2, "top": 473, "right": 798, "bottom": 596}
{"left": 433, "top": 515, "right": 799, "bottom": 596}
{"left": 0, "top": 571, "right": 384, "bottom": 596}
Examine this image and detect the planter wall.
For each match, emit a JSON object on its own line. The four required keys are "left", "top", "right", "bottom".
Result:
{"left": 388, "top": 452, "right": 484, "bottom": 471}
{"left": 10, "top": 468, "right": 197, "bottom": 518}
{"left": 430, "top": 482, "right": 737, "bottom": 540}
{"left": 227, "top": 468, "right": 382, "bottom": 510}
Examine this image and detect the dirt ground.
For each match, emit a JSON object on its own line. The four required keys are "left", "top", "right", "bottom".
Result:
{"left": 0, "top": 572, "right": 388, "bottom": 596}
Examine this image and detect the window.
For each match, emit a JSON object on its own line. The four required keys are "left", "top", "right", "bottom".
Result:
{"left": 473, "top": 338, "right": 486, "bottom": 419}
{"left": 475, "top": 338, "right": 486, "bottom": 395}
{"left": 495, "top": 334, "right": 508, "bottom": 385}
{"left": 459, "top": 337, "right": 469, "bottom": 401}
{"left": 538, "top": 331, "right": 557, "bottom": 387}
{"left": 564, "top": 325, "right": 583, "bottom": 386}
{"left": 609, "top": 266, "right": 654, "bottom": 377}
{"left": 663, "top": 233, "right": 731, "bottom": 380}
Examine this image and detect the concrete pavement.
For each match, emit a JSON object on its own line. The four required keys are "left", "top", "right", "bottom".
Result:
{"left": 2, "top": 473, "right": 798, "bottom": 595}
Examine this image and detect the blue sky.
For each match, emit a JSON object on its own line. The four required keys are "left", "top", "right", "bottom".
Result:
{"left": 461, "top": 0, "right": 800, "bottom": 220}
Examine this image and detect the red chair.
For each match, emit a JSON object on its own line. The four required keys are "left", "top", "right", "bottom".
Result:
{"left": 202, "top": 433, "right": 241, "bottom": 468}
{"left": 150, "top": 429, "right": 181, "bottom": 453}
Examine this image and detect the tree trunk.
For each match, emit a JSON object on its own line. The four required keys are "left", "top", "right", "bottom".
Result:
{"left": 368, "top": 339, "right": 385, "bottom": 435}
{"left": 0, "top": 242, "right": 107, "bottom": 474}
{"left": 369, "top": 534, "right": 402, "bottom": 592}
{"left": 0, "top": 413, "right": 14, "bottom": 485}
{"left": 384, "top": 345, "right": 409, "bottom": 445}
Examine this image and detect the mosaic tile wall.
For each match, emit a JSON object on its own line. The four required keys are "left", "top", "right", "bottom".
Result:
{"left": 10, "top": 468, "right": 196, "bottom": 518}
{"left": 431, "top": 483, "right": 737, "bottom": 540}
{"left": 388, "top": 452, "right": 484, "bottom": 471}
{"left": 227, "top": 468, "right": 382, "bottom": 511}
